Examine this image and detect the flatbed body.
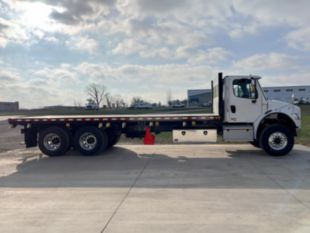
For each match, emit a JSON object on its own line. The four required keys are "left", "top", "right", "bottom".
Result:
{"left": 8, "top": 113, "right": 220, "bottom": 125}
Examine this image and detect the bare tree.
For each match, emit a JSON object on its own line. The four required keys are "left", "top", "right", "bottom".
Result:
{"left": 131, "top": 96, "right": 143, "bottom": 107}
{"left": 105, "top": 93, "right": 113, "bottom": 109}
{"left": 86, "top": 83, "right": 106, "bottom": 108}
{"left": 114, "top": 95, "right": 126, "bottom": 108}
{"left": 167, "top": 90, "right": 172, "bottom": 106}
{"left": 74, "top": 99, "right": 82, "bottom": 108}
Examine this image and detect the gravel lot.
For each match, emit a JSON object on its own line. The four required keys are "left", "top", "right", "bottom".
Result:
{"left": 1, "top": 119, "right": 310, "bottom": 233}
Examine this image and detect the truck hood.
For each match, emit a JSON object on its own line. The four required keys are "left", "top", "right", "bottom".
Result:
{"left": 267, "top": 99, "right": 291, "bottom": 111}
{"left": 267, "top": 99, "right": 301, "bottom": 128}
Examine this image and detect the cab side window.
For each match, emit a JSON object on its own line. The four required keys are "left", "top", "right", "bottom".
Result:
{"left": 233, "top": 79, "right": 258, "bottom": 99}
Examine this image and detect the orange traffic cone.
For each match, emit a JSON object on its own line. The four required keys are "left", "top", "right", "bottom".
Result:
{"left": 144, "top": 127, "right": 155, "bottom": 145}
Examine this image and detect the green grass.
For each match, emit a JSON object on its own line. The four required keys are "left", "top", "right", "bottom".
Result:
{"left": 296, "top": 105, "right": 310, "bottom": 146}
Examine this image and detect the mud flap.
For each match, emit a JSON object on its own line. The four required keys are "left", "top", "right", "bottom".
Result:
{"left": 22, "top": 128, "right": 37, "bottom": 148}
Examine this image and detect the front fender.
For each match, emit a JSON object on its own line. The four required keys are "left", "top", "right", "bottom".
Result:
{"left": 254, "top": 112, "right": 298, "bottom": 140}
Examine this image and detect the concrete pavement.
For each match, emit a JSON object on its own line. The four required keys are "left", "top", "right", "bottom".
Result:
{"left": 0, "top": 120, "right": 23, "bottom": 153}
{"left": 1, "top": 144, "right": 310, "bottom": 233}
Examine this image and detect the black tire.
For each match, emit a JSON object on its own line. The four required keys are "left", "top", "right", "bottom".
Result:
{"left": 74, "top": 126, "right": 108, "bottom": 156}
{"left": 250, "top": 140, "right": 260, "bottom": 148}
{"left": 260, "top": 124, "right": 294, "bottom": 156}
{"left": 107, "top": 135, "right": 121, "bottom": 148}
{"left": 38, "top": 127, "right": 70, "bottom": 157}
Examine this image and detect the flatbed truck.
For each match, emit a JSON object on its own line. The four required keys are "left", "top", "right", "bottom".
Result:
{"left": 8, "top": 73, "right": 301, "bottom": 156}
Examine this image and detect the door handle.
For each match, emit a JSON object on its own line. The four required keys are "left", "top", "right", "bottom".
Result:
{"left": 230, "top": 105, "right": 236, "bottom": 113}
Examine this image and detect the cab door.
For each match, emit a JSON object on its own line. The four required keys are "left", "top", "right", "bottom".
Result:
{"left": 226, "top": 78, "right": 263, "bottom": 123}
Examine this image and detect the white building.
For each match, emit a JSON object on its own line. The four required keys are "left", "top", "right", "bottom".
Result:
{"left": 187, "top": 89, "right": 212, "bottom": 107}
{"left": 262, "top": 85, "right": 310, "bottom": 103}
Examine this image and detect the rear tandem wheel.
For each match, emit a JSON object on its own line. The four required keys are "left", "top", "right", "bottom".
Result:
{"left": 38, "top": 127, "right": 70, "bottom": 157}
{"left": 73, "top": 126, "right": 108, "bottom": 156}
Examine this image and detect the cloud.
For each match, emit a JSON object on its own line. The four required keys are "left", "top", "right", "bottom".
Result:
{"left": 66, "top": 36, "right": 99, "bottom": 54}
{"left": 112, "top": 35, "right": 231, "bottom": 65}
{"left": 11, "top": 0, "right": 117, "bottom": 25}
{"left": 286, "top": 27, "right": 310, "bottom": 51}
{"left": 0, "top": 64, "right": 82, "bottom": 108}
{"left": 50, "top": 10, "right": 80, "bottom": 25}
{"left": 136, "top": 0, "right": 190, "bottom": 13}
{"left": 233, "top": 53, "right": 299, "bottom": 71}
{"left": 110, "top": 16, "right": 214, "bottom": 62}
{"left": 176, "top": 47, "right": 231, "bottom": 65}
{"left": 44, "top": 36, "right": 59, "bottom": 43}
{"left": 0, "top": 36, "right": 8, "bottom": 47}
{"left": 3, "top": 0, "right": 310, "bottom": 51}
{"left": 48, "top": 0, "right": 114, "bottom": 25}
{"left": 0, "top": 21, "right": 9, "bottom": 31}
{"left": 257, "top": 69, "right": 310, "bottom": 87}
{"left": 0, "top": 0, "right": 116, "bottom": 48}
{"left": 32, "top": 65, "right": 78, "bottom": 84}
{"left": 234, "top": 0, "right": 310, "bottom": 28}
{"left": 228, "top": 22, "right": 260, "bottom": 39}
{"left": 230, "top": 0, "right": 310, "bottom": 49}
{"left": 0, "top": 17, "right": 29, "bottom": 47}
{"left": 112, "top": 38, "right": 145, "bottom": 56}
{"left": 0, "top": 70, "right": 20, "bottom": 82}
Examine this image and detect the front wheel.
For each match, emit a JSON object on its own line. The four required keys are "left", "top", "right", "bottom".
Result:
{"left": 260, "top": 125, "right": 294, "bottom": 156}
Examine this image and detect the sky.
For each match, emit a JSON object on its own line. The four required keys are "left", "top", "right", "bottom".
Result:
{"left": 0, "top": 0, "right": 309, "bottom": 108}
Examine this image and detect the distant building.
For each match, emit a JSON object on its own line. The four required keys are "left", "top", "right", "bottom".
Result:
{"left": 0, "top": 101, "right": 19, "bottom": 112}
{"left": 262, "top": 86, "right": 310, "bottom": 103}
{"left": 187, "top": 89, "right": 212, "bottom": 107}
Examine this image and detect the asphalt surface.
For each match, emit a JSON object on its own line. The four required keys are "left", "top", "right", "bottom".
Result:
{"left": 1, "top": 119, "right": 310, "bottom": 233}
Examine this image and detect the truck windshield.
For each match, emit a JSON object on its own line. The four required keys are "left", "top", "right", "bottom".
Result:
{"left": 257, "top": 80, "right": 267, "bottom": 100}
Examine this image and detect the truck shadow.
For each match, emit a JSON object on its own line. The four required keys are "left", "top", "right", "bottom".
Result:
{"left": 1, "top": 146, "right": 310, "bottom": 189}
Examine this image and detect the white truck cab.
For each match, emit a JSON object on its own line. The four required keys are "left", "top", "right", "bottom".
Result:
{"left": 222, "top": 75, "right": 301, "bottom": 155}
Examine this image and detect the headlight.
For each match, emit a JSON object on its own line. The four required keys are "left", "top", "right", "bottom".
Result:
{"left": 293, "top": 113, "right": 301, "bottom": 121}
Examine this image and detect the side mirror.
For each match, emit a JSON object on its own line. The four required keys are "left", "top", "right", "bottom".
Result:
{"left": 250, "top": 79, "right": 258, "bottom": 99}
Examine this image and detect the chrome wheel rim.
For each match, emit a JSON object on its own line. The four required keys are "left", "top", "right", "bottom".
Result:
{"left": 79, "top": 133, "right": 97, "bottom": 151}
{"left": 268, "top": 132, "right": 288, "bottom": 151}
{"left": 43, "top": 133, "right": 61, "bottom": 151}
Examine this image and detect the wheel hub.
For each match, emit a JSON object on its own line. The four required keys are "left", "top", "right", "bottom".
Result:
{"left": 79, "top": 133, "right": 97, "bottom": 151}
{"left": 268, "top": 132, "right": 288, "bottom": 151}
{"left": 43, "top": 133, "right": 61, "bottom": 151}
